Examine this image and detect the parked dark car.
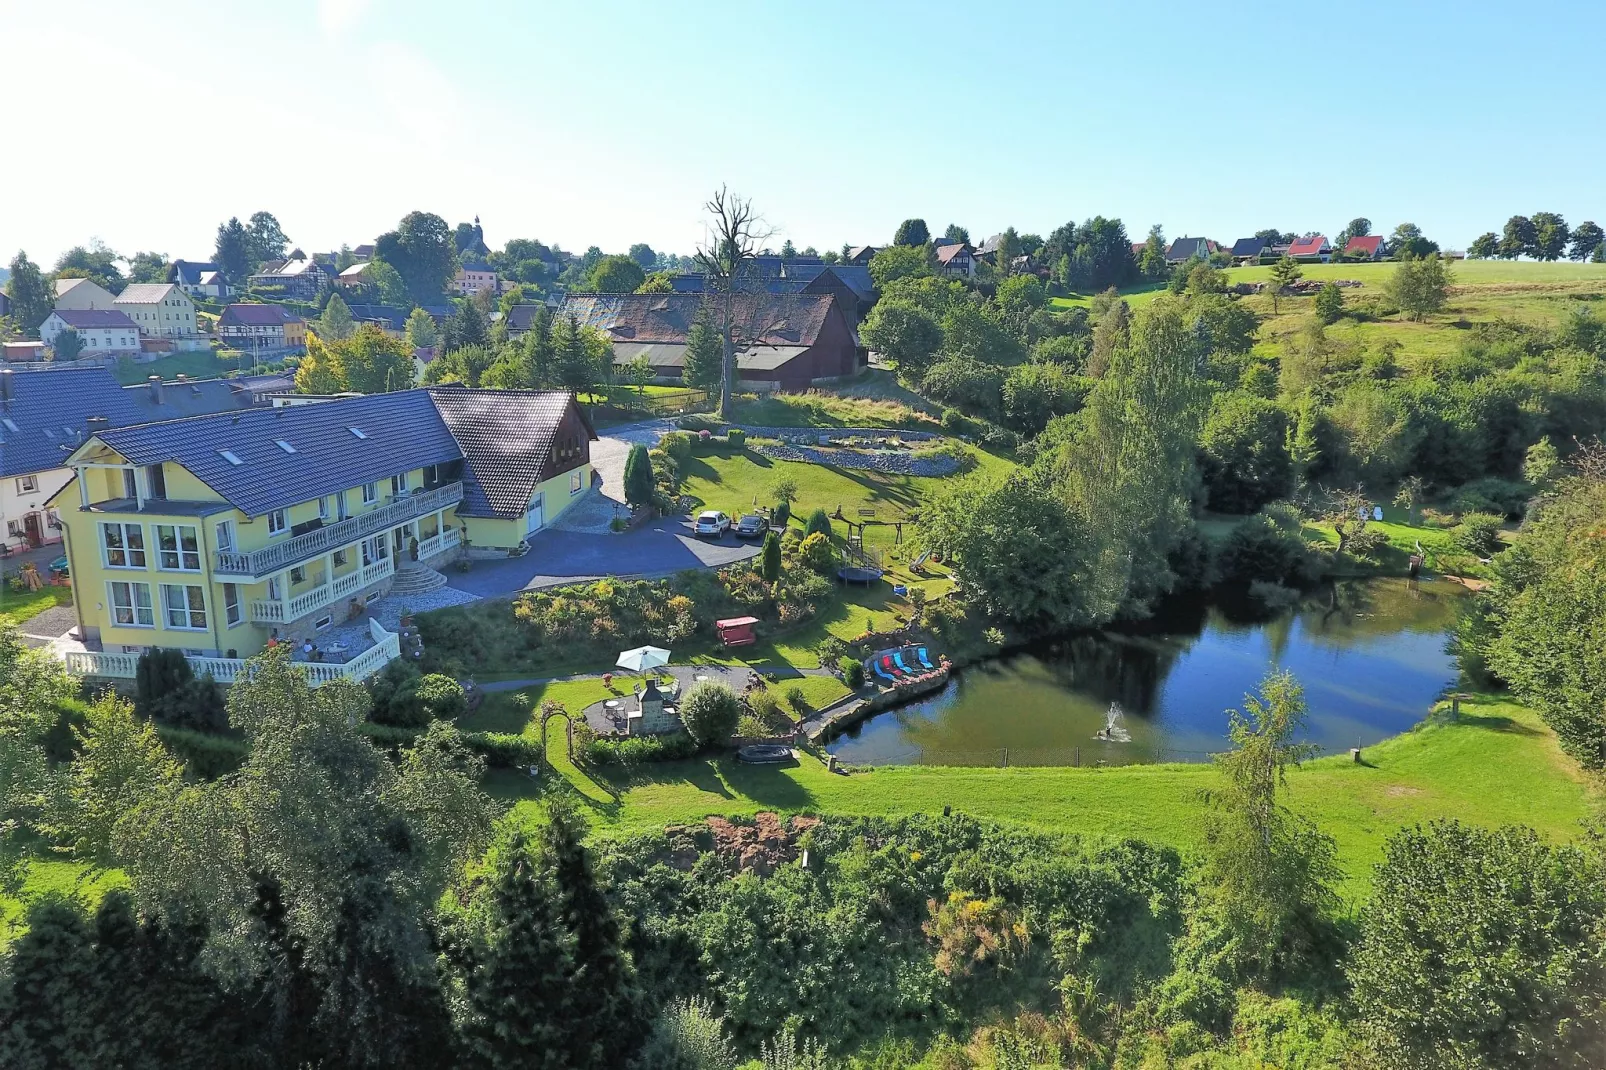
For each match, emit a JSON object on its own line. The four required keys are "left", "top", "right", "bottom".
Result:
{"left": 734, "top": 514, "right": 769, "bottom": 539}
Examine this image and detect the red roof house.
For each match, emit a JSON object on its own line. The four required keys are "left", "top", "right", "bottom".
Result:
{"left": 1343, "top": 235, "right": 1384, "bottom": 260}
{"left": 1287, "top": 235, "right": 1333, "bottom": 261}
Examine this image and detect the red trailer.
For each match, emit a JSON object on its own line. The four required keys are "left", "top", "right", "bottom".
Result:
{"left": 715, "top": 616, "right": 759, "bottom": 647}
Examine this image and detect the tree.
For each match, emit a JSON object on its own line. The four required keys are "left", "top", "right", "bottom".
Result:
{"left": 317, "top": 292, "right": 355, "bottom": 341}
{"left": 55, "top": 242, "right": 125, "bottom": 294}
{"left": 859, "top": 300, "right": 942, "bottom": 380}
{"left": 767, "top": 476, "right": 798, "bottom": 506}
{"left": 53, "top": 328, "right": 84, "bottom": 361}
{"left": 623, "top": 444, "right": 655, "bottom": 508}
{"left": 942, "top": 224, "right": 970, "bottom": 244}
{"left": 678, "top": 681, "right": 739, "bottom": 746}
{"left": 1570, "top": 220, "right": 1604, "bottom": 262}
{"left": 338, "top": 324, "right": 414, "bottom": 392}
{"left": 1312, "top": 281, "right": 1343, "bottom": 323}
{"left": 376, "top": 211, "right": 458, "bottom": 302}
{"left": 866, "top": 244, "right": 929, "bottom": 288}
{"left": 1285, "top": 396, "right": 1320, "bottom": 483}
{"left": 694, "top": 186, "right": 775, "bottom": 418}
{"left": 456, "top": 827, "right": 579, "bottom": 1070}
{"left": 1266, "top": 256, "right": 1301, "bottom": 313}
{"left": 443, "top": 300, "right": 489, "bottom": 353}
{"left": 803, "top": 508, "right": 832, "bottom": 538}
{"left": 5, "top": 251, "right": 51, "bottom": 332}
{"left": 364, "top": 258, "right": 410, "bottom": 306}
{"left": 127, "top": 251, "right": 168, "bottom": 284}
{"left": 1467, "top": 231, "right": 1500, "bottom": 259}
{"left": 682, "top": 309, "right": 724, "bottom": 395}
{"left": 1393, "top": 474, "right": 1427, "bottom": 523}
{"left": 245, "top": 211, "right": 289, "bottom": 268}
{"left": 0, "top": 896, "right": 102, "bottom": 1066}
{"left": 778, "top": 239, "right": 797, "bottom": 261}
{"left": 1500, "top": 214, "right": 1536, "bottom": 259}
{"left": 1198, "top": 393, "right": 1293, "bottom": 513}
{"left": 404, "top": 307, "right": 438, "bottom": 350}
{"left": 114, "top": 648, "right": 491, "bottom": 1067}
{"left": 918, "top": 467, "right": 1092, "bottom": 626}
{"left": 893, "top": 218, "right": 929, "bottom": 247}
{"left": 760, "top": 531, "right": 781, "bottom": 584}
{"left": 586, "top": 255, "right": 645, "bottom": 294}
{"left": 797, "top": 531, "right": 838, "bottom": 574}
{"left": 1522, "top": 436, "right": 1561, "bottom": 487}
{"left": 1334, "top": 217, "right": 1372, "bottom": 251}
{"left": 1201, "top": 671, "right": 1339, "bottom": 977}
{"left": 1384, "top": 254, "right": 1452, "bottom": 321}
{"left": 553, "top": 313, "right": 610, "bottom": 396}
{"left": 55, "top": 693, "right": 180, "bottom": 863}
{"left": 627, "top": 243, "right": 657, "bottom": 270}
{"left": 1349, "top": 821, "right": 1606, "bottom": 1069}
{"left": 295, "top": 333, "right": 344, "bottom": 394}
{"left": 539, "top": 800, "right": 647, "bottom": 1067}
{"left": 212, "top": 218, "right": 252, "bottom": 285}
{"left": 1530, "top": 211, "right": 1570, "bottom": 261}
{"left": 1321, "top": 486, "right": 1377, "bottom": 556}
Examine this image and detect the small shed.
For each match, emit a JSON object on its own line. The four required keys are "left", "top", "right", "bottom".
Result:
{"left": 715, "top": 616, "right": 760, "bottom": 647}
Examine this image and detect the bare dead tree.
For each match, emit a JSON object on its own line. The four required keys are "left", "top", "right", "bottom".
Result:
{"left": 695, "top": 186, "right": 777, "bottom": 418}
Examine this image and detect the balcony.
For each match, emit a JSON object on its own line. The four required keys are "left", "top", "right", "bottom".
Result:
{"left": 214, "top": 481, "right": 463, "bottom": 578}
{"left": 249, "top": 556, "right": 396, "bottom": 624}
{"left": 63, "top": 618, "right": 401, "bottom": 688}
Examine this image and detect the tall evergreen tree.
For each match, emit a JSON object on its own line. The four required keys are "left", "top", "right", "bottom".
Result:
{"left": 317, "top": 293, "right": 355, "bottom": 341}
{"left": 681, "top": 309, "right": 724, "bottom": 394}
{"left": 458, "top": 829, "right": 576, "bottom": 1070}
{"left": 214, "top": 218, "right": 252, "bottom": 283}
{"left": 0, "top": 897, "right": 101, "bottom": 1068}
{"left": 522, "top": 306, "right": 556, "bottom": 386}
{"left": 540, "top": 801, "right": 647, "bottom": 1068}
{"left": 622, "top": 444, "right": 655, "bottom": 508}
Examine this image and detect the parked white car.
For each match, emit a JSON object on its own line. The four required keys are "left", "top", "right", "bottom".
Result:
{"left": 694, "top": 510, "right": 731, "bottom": 538}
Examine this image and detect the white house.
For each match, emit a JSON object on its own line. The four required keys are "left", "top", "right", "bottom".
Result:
{"left": 114, "top": 283, "right": 200, "bottom": 340}
{"left": 170, "top": 260, "right": 230, "bottom": 299}
{"left": 40, "top": 309, "right": 142, "bottom": 355}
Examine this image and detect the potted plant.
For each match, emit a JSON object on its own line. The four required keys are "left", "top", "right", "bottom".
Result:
{"left": 399, "top": 606, "right": 414, "bottom": 629}
{"left": 408, "top": 536, "right": 419, "bottom": 561}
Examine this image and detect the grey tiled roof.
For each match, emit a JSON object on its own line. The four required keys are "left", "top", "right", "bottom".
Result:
{"left": 1166, "top": 237, "right": 1212, "bottom": 261}
{"left": 218, "top": 303, "right": 300, "bottom": 327}
{"left": 558, "top": 292, "right": 835, "bottom": 347}
{"left": 169, "top": 260, "right": 219, "bottom": 286}
{"left": 92, "top": 391, "right": 462, "bottom": 518}
{"left": 50, "top": 308, "right": 139, "bottom": 329}
{"left": 124, "top": 377, "right": 269, "bottom": 421}
{"left": 1230, "top": 238, "right": 1267, "bottom": 258}
{"left": 427, "top": 387, "right": 590, "bottom": 518}
{"left": 0, "top": 367, "right": 145, "bottom": 477}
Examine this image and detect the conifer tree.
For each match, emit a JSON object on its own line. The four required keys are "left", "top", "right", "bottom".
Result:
{"left": 0, "top": 897, "right": 101, "bottom": 1068}
{"left": 623, "top": 444, "right": 655, "bottom": 508}
{"left": 541, "top": 801, "right": 647, "bottom": 1068}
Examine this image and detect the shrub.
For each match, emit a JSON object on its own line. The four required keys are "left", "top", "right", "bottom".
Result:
{"left": 375, "top": 672, "right": 465, "bottom": 727}
{"left": 798, "top": 532, "right": 838, "bottom": 574}
{"left": 660, "top": 430, "right": 695, "bottom": 462}
{"left": 784, "top": 685, "right": 809, "bottom": 714}
{"left": 803, "top": 508, "right": 833, "bottom": 538}
{"left": 135, "top": 648, "right": 192, "bottom": 713}
{"left": 1452, "top": 512, "right": 1503, "bottom": 558}
{"left": 940, "top": 407, "right": 972, "bottom": 436}
{"left": 154, "top": 677, "right": 228, "bottom": 732}
{"left": 772, "top": 500, "right": 792, "bottom": 528}
{"left": 726, "top": 428, "right": 746, "bottom": 447}
{"left": 461, "top": 731, "right": 543, "bottom": 768}
{"left": 843, "top": 660, "right": 866, "bottom": 689}
{"left": 369, "top": 660, "right": 423, "bottom": 723}
{"left": 155, "top": 725, "right": 248, "bottom": 778}
{"left": 1451, "top": 476, "right": 1530, "bottom": 519}
{"left": 679, "top": 681, "right": 740, "bottom": 746}
{"left": 1216, "top": 514, "right": 1316, "bottom": 588}
{"left": 581, "top": 731, "right": 697, "bottom": 767}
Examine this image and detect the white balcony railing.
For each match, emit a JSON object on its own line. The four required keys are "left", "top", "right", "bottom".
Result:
{"left": 214, "top": 482, "right": 462, "bottom": 578}
{"left": 416, "top": 525, "right": 462, "bottom": 561}
{"left": 61, "top": 619, "right": 401, "bottom": 688}
{"left": 248, "top": 556, "right": 396, "bottom": 624}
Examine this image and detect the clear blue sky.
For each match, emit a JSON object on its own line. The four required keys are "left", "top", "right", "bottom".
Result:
{"left": 6, "top": 0, "right": 1603, "bottom": 265}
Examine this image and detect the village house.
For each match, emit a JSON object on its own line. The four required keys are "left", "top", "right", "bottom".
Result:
{"left": 1287, "top": 235, "right": 1333, "bottom": 262}
{"left": 53, "top": 277, "right": 119, "bottom": 311}
{"left": 248, "top": 252, "right": 331, "bottom": 299}
{"left": 169, "top": 260, "right": 230, "bottom": 299}
{"left": 216, "top": 303, "right": 307, "bottom": 354}
{"left": 1343, "top": 235, "right": 1385, "bottom": 260}
{"left": 1229, "top": 237, "right": 1269, "bottom": 264}
{"left": 453, "top": 260, "right": 498, "bottom": 296}
{"left": 934, "top": 242, "right": 977, "bottom": 278}
{"left": 845, "top": 245, "right": 878, "bottom": 265}
{"left": 1165, "top": 237, "right": 1219, "bottom": 264}
{"left": 40, "top": 309, "right": 142, "bottom": 356}
{"left": 558, "top": 291, "right": 862, "bottom": 391}
{"left": 49, "top": 388, "right": 593, "bottom": 684}
{"left": 113, "top": 283, "right": 202, "bottom": 344}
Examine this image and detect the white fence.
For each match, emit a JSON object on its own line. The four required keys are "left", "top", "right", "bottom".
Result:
{"left": 61, "top": 618, "right": 401, "bottom": 687}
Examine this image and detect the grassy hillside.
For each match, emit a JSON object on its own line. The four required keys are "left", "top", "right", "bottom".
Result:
{"left": 514, "top": 693, "right": 1596, "bottom": 902}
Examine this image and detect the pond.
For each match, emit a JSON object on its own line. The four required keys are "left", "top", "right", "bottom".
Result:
{"left": 825, "top": 577, "right": 1466, "bottom": 767}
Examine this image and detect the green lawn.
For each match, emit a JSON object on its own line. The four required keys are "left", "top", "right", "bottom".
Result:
{"left": 515, "top": 694, "right": 1594, "bottom": 901}
{"left": 112, "top": 350, "right": 241, "bottom": 384}
{"left": 0, "top": 586, "right": 73, "bottom": 625}
{"left": 1049, "top": 280, "right": 1171, "bottom": 311}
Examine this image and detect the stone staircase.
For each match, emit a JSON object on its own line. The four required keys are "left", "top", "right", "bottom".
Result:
{"left": 388, "top": 562, "right": 450, "bottom": 597}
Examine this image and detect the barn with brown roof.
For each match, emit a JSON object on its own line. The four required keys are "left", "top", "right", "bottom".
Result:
{"left": 556, "top": 291, "right": 863, "bottom": 391}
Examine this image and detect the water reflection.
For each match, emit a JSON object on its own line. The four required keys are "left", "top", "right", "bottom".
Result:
{"left": 826, "top": 577, "right": 1463, "bottom": 767}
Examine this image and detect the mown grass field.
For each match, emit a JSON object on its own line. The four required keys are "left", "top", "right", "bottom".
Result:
{"left": 511, "top": 694, "right": 1598, "bottom": 902}
{"left": 110, "top": 349, "right": 242, "bottom": 384}
{"left": 0, "top": 586, "right": 73, "bottom": 625}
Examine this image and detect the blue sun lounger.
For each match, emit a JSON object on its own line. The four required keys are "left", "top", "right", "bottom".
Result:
{"left": 917, "top": 647, "right": 935, "bottom": 670}
{"left": 892, "top": 651, "right": 916, "bottom": 675}
{"left": 872, "top": 657, "right": 897, "bottom": 682}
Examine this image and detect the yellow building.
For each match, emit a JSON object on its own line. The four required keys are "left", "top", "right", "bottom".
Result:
{"left": 52, "top": 386, "right": 594, "bottom": 683}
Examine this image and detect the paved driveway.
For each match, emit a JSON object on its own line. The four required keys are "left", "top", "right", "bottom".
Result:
{"left": 586, "top": 418, "right": 678, "bottom": 502}
{"left": 453, "top": 514, "right": 761, "bottom": 597}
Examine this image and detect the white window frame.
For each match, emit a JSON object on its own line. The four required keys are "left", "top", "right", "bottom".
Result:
{"left": 362, "top": 482, "right": 377, "bottom": 504}
{"left": 570, "top": 469, "right": 583, "bottom": 494}
{"left": 160, "top": 583, "right": 207, "bottom": 631}
{"left": 101, "top": 522, "right": 147, "bottom": 569}
{"left": 107, "top": 581, "right": 154, "bottom": 627}
{"left": 155, "top": 523, "right": 202, "bottom": 571}
{"left": 318, "top": 496, "right": 330, "bottom": 520}
{"left": 391, "top": 472, "right": 408, "bottom": 495}
{"left": 268, "top": 508, "right": 287, "bottom": 536}
{"left": 223, "top": 583, "right": 242, "bottom": 627}
{"left": 215, "top": 520, "right": 235, "bottom": 552}
{"left": 16, "top": 475, "right": 37, "bottom": 494}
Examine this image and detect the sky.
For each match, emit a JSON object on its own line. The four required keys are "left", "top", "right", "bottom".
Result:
{"left": 5, "top": 0, "right": 1604, "bottom": 268}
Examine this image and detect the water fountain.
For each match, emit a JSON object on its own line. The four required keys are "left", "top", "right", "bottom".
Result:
{"left": 1093, "top": 702, "right": 1132, "bottom": 743}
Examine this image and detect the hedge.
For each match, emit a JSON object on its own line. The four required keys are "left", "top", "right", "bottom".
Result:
{"left": 579, "top": 731, "right": 698, "bottom": 767}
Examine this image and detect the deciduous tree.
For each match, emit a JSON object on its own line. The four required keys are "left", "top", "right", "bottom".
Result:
{"left": 1530, "top": 211, "right": 1570, "bottom": 261}
{"left": 53, "top": 328, "right": 84, "bottom": 361}
{"left": 5, "top": 251, "right": 52, "bottom": 331}
{"left": 1467, "top": 231, "right": 1499, "bottom": 259}
{"left": 893, "top": 218, "right": 929, "bottom": 247}
{"left": 1384, "top": 254, "right": 1452, "bottom": 321}
{"left": 859, "top": 300, "right": 942, "bottom": 380}
{"left": 1500, "top": 214, "right": 1536, "bottom": 259}
{"left": 317, "top": 292, "right": 355, "bottom": 341}
{"left": 376, "top": 211, "right": 458, "bottom": 302}
{"left": 586, "top": 255, "right": 645, "bottom": 294}
{"left": 694, "top": 186, "right": 775, "bottom": 418}
{"left": 245, "top": 211, "right": 289, "bottom": 268}
{"left": 404, "top": 307, "right": 438, "bottom": 350}
{"left": 1568, "top": 220, "right": 1603, "bottom": 262}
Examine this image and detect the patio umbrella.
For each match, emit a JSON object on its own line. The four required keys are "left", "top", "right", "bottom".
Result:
{"left": 615, "top": 645, "right": 671, "bottom": 673}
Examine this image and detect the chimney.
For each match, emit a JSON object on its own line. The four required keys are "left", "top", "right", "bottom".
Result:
{"left": 148, "top": 375, "right": 163, "bottom": 403}
{"left": 86, "top": 415, "right": 110, "bottom": 436}
{"left": 0, "top": 368, "right": 11, "bottom": 404}
{"left": 175, "top": 373, "right": 188, "bottom": 384}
